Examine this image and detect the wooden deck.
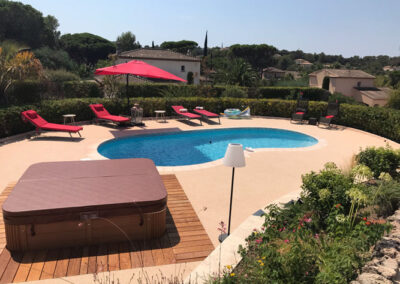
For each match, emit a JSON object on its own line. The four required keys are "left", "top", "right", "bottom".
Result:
{"left": 0, "top": 175, "right": 214, "bottom": 283}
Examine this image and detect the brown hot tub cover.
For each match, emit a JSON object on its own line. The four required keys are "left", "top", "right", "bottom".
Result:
{"left": 2, "top": 158, "right": 167, "bottom": 224}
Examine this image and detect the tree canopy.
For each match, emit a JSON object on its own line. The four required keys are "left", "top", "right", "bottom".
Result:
{"left": 0, "top": 0, "right": 58, "bottom": 48}
{"left": 160, "top": 40, "right": 198, "bottom": 54}
{"left": 229, "top": 44, "right": 277, "bottom": 72}
{"left": 116, "top": 31, "right": 141, "bottom": 52}
{"left": 60, "top": 33, "right": 115, "bottom": 65}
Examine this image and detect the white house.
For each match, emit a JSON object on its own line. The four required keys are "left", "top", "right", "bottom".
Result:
{"left": 116, "top": 49, "right": 201, "bottom": 84}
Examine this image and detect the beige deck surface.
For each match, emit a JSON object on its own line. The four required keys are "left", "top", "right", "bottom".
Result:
{"left": 0, "top": 117, "right": 398, "bottom": 282}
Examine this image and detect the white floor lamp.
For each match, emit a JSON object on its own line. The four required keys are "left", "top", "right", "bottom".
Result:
{"left": 219, "top": 143, "right": 246, "bottom": 243}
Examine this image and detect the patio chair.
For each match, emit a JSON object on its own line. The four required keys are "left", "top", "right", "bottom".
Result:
{"left": 21, "top": 110, "right": 83, "bottom": 137}
{"left": 89, "top": 104, "right": 130, "bottom": 125}
{"left": 319, "top": 102, "right": 339, "bottom": 128}
{"left": 291, "top": 99, "right": 309, "bottom": 123}
{"left": 172, "top": 105, "right": 202, "bottom": 125}
{"left": 193, "top": 107, "right": 221, "bottom": 124}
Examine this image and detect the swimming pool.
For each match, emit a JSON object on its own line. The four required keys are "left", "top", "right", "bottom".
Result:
{"left": 98, "top": 128, "right": 318, "bottom": 166}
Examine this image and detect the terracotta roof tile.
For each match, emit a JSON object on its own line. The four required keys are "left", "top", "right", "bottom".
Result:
{"left": 119, "top": 49, "right": 201, "bottom": 62}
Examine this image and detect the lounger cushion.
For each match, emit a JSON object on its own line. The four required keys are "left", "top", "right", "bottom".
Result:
{"left": 94, "top": 105, "right": 104, "bottom": 112}
{"left": 26, "top": 110, "right": 37, "bottom": 119}
{"left": 41, "top": 123, "right": 83, "bottom": 133}
{"left": 296, "top": 112, "right": 305, "bottom": 115}
{"left": 90, "top": 104, "right": 110, "bottom": 118}
{"left": 100, "top": 115, "right": 130, "bottom": 123}
{"left": 326, "top": 115, "right": 334, "bottom": 119}
{"left": 193, "top": 109, "right": 219, "bottom": 117}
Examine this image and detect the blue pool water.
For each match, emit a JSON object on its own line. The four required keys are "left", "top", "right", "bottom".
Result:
{"left": 98, "top": 128, "right": 318, "bottom": 166}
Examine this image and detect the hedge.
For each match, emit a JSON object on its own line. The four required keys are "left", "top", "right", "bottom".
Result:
{"left": 3, "top": 81, "right": 328, "bottom": 105}
{"left": 1, "top": 97, "right": 399, "bottom": 143}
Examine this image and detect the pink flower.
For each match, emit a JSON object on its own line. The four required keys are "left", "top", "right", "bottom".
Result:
{"left": 255, "top": 238, "right": 262, "bottom": 244}
{"left": 284, "top": 239, "right": 289, "bottom": 243}
{"left": 314, "top": 234, "right": 319, "bottom": 239}
{"left": 278, "top": 228, "right": 282, "bottom": 232}
{"left": 304, "top": 218, "right": 312, "bottom": 223}
{"left": 293, "top": 229, "right": 296, "bottom": 233}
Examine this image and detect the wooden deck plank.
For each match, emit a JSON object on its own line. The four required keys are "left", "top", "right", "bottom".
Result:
{"left": 87, "top": 246, "right": 98, "bottom": 274}
{"left": 12, "top": 251, "right": 34, "bottom": 283}
{"left": 151, "top": 240, "right": 165, "bottom": 266}
{"left": 96, "top": 245, "right": 108, "bottom": 273}
{"left": 79, "top": 247, "right": 89, "bottom": 275}
{"left": 130, "top": 242, "right": 143, "bottom": 269}
{"left": 118, "top": 242, "right": 131, "bottom": 270}
{"left": 107, "top": 243, "right": 119, "bottom": 271}
{"left": 66, "top": 247, "right": 82, "bottom": 277}
{"left": 26, "top": 250, "right": 47, "bottom": 281}
{"left": 0, "top": 252, "right": 22, "bottom": 284}
{"left": 40, "top": 249, "right": 59, "bottom": 280}
{"left": 0, "top": 249, "right": 11, "bottom": 280}
{"left": 53, "top": 248, "right": 70, "bottom": 278}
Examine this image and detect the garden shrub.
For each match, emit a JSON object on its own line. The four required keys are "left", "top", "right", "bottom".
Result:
{"left": 221, "top": 86, "right": 248, "bottom": 98}
{"left": 6, "top": 80, "right": 44, "bottom": 105}
{"left": 356, "top": 146, "right": 400, "bottom": 178}
{"left": 215, "top": 158, "right": 394, "bottom": 284}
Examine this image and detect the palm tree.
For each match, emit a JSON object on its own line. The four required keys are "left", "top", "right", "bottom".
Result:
{"left": 217, "top": 58, "right": 258, "bottom": 87}
{"left": 0, "top": 41, "right": 42, "bottom": 104}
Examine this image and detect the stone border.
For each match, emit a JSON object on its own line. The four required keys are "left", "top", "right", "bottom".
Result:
{"left": 351, "top": 209, "right": 400, "bottom": 284}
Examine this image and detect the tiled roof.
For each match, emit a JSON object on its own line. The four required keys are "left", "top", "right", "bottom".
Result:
{"left": 309, "top": 69, "right": 375, "bottom": 79}
{"left": 354, "top": 87, "right": 390, "bottom": 100}
{"left": 262, "top": 67, "right": 285, "bottom": 73}
{"left": 118, "top": 49, "right": 201, "bottom": 62}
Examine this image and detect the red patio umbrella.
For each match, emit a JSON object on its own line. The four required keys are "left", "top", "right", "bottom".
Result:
{"left": 95, "top": 60, "right": 186, "bottom": 109}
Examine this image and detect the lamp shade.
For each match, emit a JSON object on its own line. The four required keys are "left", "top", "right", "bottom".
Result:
{"left": 223, "top": 143, "right": 246, "bottom": 167}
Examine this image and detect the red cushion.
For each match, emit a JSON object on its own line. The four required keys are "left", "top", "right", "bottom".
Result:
{"left": 326, "top": 115, "right": 334, "bottom": 119}
{"left": 101, "top": 115, "right": 130, "bottom": 123}
{"left": 26, "top": 110, "right": 37, "bottom": 119}
{"left": 41, "top": 123, "right": 83, "bottom": 133}
{"left": 296, "top": 112, "right": 305, "bottom": 115}
{"left": 94, "top": 106, "right": 104, "bottom": 112}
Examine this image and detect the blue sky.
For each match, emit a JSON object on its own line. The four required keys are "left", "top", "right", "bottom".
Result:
{"left": 19, "top": 0, "right": 400, "bottom": 57}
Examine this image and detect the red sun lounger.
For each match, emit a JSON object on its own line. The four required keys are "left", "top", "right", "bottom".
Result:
{"left": 89, "top": 104, "right": 130, "bottom": 125}
{"left": 21, "top": 110, "right": 83, "bottom": 137}
{"left": 193, "top": 108, "right": 221, "bottom": 124}
{"left": 172, "top": 105, "right": 202, "bottom": 125}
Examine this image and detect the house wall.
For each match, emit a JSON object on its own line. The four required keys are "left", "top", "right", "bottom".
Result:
{"left": 330, "top": 78, "right": 374, "bottom": 96}
{"left": 116, "top": 58, "right": 201, "bottom": 84}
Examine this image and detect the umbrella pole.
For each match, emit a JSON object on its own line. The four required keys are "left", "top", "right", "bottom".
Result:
{"left": 126, "top": 74, "right": 129, "bottom": 112}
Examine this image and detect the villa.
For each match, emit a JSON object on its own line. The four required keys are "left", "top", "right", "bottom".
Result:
{"left": 309, "top": 68, "right": 391, "bottom": 106}
{"left": 116, "top": 48, "right": 201, "bottom": 84}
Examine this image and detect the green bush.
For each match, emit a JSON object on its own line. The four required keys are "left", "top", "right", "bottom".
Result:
{"left": 44, "top": 69, "right": 80, "bottom": 83}
{"left": 221, "top": 86, "right": 248, "bottom": 98}
{"left": 356, "top": 146, "right": 400, "bottom": 178}
{"left": 6, "top": 80, "right": 44, "bottom": 105}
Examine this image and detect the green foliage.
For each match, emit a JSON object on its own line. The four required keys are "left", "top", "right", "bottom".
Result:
{"left": 0, "top": 0, "right": 58, "bottom": 48}
{"left": 221, "top": 86, "right": 247, "bottom": 98}
{"left": 373, "top": 180, "right": 400, "bottom": 217}
{"left": 389, "top": 71, "right": 400, "bottom": 88}
{"left": 216, "top": 58, "right": 258, "bottom": 87}
{"left": 388, "top": 89, "right": 400, "bottom": 109}
{"left": 6, "top": 80, "right": 44, "bottom": 105}
{"left": 356, "top": 146, "right": 400, "bottom": 178}
{"left": 213, "top": 158, "right": 394, "bottom": 284}
{"left": 59, "top": 33, "right": 115, "bottom": 65}
{"left": 116, "top": 31, "right": 140, "bottom": 52}
{"left": 33, "top": 47, "right": 77, "bottom": 71}
{"left": 229, "top": 44, "right": 277, "bottom": 72}
{"left": 301, "top": 163, "right": 353, "bottom": 225}
{"left": 44, "top": 69, "right": 80, "bottom": 83}
{"left": 186, "top": 72, "right": 194, "bottom": 85}
{"left": 160, "top": 40, "right": 198, "bottom": 53}
{"left": 328, "top": 92, "right": 360, "bottom": 105}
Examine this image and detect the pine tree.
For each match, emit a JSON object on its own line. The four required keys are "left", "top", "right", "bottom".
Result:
{"left": 203, "top": 31, "right": 208, "bottom": 57}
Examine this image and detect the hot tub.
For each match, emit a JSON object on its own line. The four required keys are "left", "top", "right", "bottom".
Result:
{"left": 2, "top": 158, "right": 167, "bottom": 252}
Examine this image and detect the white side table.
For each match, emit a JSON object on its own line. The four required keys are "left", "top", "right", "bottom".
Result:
{"left": 63, "top": 114, "right": 76, "bottom": 125}
{"left": 155, "top": 110, "right": 166, "bottom": 123}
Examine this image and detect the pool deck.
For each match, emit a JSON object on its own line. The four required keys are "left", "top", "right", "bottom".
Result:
{"left": 0, "top": 116, "right": 398, "bottom": 283}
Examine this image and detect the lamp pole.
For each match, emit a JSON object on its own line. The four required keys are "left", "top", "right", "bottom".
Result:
{"left": 227, "top": 167, "right": 235, "bottom": 235}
